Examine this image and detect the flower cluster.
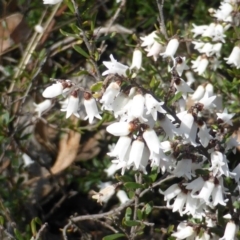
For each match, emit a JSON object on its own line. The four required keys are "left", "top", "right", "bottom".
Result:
{"left": 39, "top": 0, "right": 240, "bottom": 238}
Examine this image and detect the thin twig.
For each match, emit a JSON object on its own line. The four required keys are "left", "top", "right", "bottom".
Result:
{"left": 70, "top": 0, "right": 101, "bottom": 81}
{"left": 30, "top": 223, "right": 48, "bottom": 240}
{"left": 156, "top": 0, "right": 168, "bottom": 40}
{"left": 72, "top": 175, "right": 175, "bottom": 222}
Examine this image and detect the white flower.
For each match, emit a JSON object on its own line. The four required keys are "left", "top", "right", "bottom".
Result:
{"left": 191, "top": 85, "right": 205, "bottom": 101}
{"left": 107, "top": 136, "right": 132, "bottom": 161}
{"left": 42, "top": 81, "right": 63, "bottom": 98}
{"left": 174, "top": 56, "right": 189, "bottom": 76}
{"left": 173, "top": 159, "right": 194, "bottom": 179}
{"left": 128, "top": 138, "right": 145, "bottom": 169}
{"left": 129, "top": 93, "right": 147, "bottom": 122}
{"left": 140, "top": 31, "right": 158, "bottom": 48}
{"left": 213, "top": 2, "right": 233, "bottom": 22}
{"left": 219, "top": 221, "right": 238, "bottom": 240}
{"left": 192, "top": 55, "right": 209, "bottom": 75}
{"left": 61, "top": 91, "right": 80, "bottom": 119}
{"left": 191, "top": 24, "right": 208, "bottom": 38}
{"left": 177, "top": 111, "right": 194, "bottom": 138}
{"left": 185, "top": 71, "right": 195, "bottom": 86}
{"left": 224, "top": 46, "right": 240, "bottom": 69}
{"left": 43, "top": 0, "right": 62, "bottom": 4}
{"left": 33, "top": 99, "right": 51, "bottom": 117}
{"left": 174, "top": 78, "right": 193, "bottom": 97}
{"left": 83, "top": 92, "right": 102, "bottom": 124}
{"left": 130, "top": 49, "right": 142, "bottom": 69}
{"left": 198, "top": 122, "right": 212, "bottom": 148}
{"left": 116, "top": 190, "right": 129, "bottom": 204}
{"left": 144, "top": 93, "right": 166, "bottom": 121}
{"left": 161, "top": 38, "right": 179, "bottom": 59}
{"left": 216, "top": 108, "right": 235, "bottom": 125}
{"left": 92, "top": 184, "right": 116, "bottom": 205}
{"left": 102, "top": 54, "right": 129, "bottom": 76}
{"left": 112, "top": 92, "right": 129, "bottom": 118}
{"left": 106, "top": 122, "right": 134, "bottom": 136}
{"left": 22, "top": 153, "right": 34, "bottom": 167}
{"left": 143, "top": 128, "right": 161, "bottom": 155}
{"left": 146, "top": 41, "right": 164, "bottom": 61}
{"left": 100, "top": 82, "right": 120, "bottom": 110}
{"left": 171, "top": 222, "right": 195, "bottom": 239}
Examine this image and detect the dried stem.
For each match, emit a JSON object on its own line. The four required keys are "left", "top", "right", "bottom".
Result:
{"left": 70, "top": 0, "right": 101, "bottom": 81}
{"left": 156, "top": 0, "right": 168, "bottom": 40}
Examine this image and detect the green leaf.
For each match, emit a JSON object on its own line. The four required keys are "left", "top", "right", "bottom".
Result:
{"left": 64, "top": 0, "right": 74, "bottom": 13}
{"left": 125, "top": 207, "right": 132, "bottom": 221}
{"left": 124, "top": 182, "right": 143, "bottom": 190}
{"left": 90, "top": 81, "right": 103, "bottom": 92}
{"left": 143, "top": 202, "right": 153, "bottom": 216}
{"left": 0, "top": 216, "right": 4, "bottom": 225}
{"left": 59, "top": 29, "right": 80, "bottom": 38}
{"left": 168, "top": 91, "right": 182, "bottom": 105}
{"left": 124, "top": 220, "right": 140, "bottom": 227}
{"left": 149, "top": 166, "right": 158, "bottom": 182}
{"left": 102, "top": 233, "right": 125, "bottom": 240}
{"left": 14, "top": 229, "right": 24, "bottom": 240}
{"left": 73, "top": 45, "right": 90, "bottom": 58}
{"left": 137, "top": 209, "right": 142, "bottom": 220}
{"left": 31, "top": 219, "right": 37, "bottom": 237}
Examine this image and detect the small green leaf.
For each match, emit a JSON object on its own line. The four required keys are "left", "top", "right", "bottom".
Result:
{"left": 14, "top": 229, "right": 24, "bottom": 240}
{"left": 124, "top": 182, "right": 143, "bottom": 190}
{"left": 125, "top": 207, "right": 132, "bottom": 221}
{"left": 143, "top": 202, "right": 153, "bottom": 215}
{"left": 128, "top": 190, "right": 135, "bottom": 199}
{"left": 64, "top": 0, "right": 74, "bottom": 13}
{"left": 0, "top": 216, "right": 4, "bottom": 225}
{"left": 124, "top": 220, "right": 140, "bottom": 227}
{"left": 73, "top": 45, "right": 90, "bottom": 58}
{"left": 102, "top": 233, "right": 125, "bottom": 240}
{"left": 168, "top": 91, "right": 182, "bottom": 105}
{"left": 31, "top": 219, "right": 37, "bottom": 237}
{"left": 90, "top": 81, "right": 103, "bottom": 92}
{"left": 59, "top": 29, "right": 79, "bottom": 38}
{"left": 137, "top": 209, "right": 142, "bottom": 220}
{"left": 149, "top": 166, "right": 158, "bottom": 182}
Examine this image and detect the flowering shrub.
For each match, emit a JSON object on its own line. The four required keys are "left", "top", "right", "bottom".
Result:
{"left": 1, "top": 0, "right": 240, "bottom": 239}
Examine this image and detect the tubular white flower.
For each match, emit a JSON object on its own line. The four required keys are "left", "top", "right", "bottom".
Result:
{"left": 130, "top": 49, "right": 142, "bottom": 69}
{"left": 128, "top": 138, "right": 145, "bottom": 169}
{"left": 224, "top": 46, "right": 240, "bottom": 69}
{"left": 216, "top": 108, "right": 235, "bottom": 125}
{"left": 219, "top": 221, "right": 238, "bottom": 240}
{"left": 174, "top": 56, "right": 189, "bottom": 76}
{"left": 61, "top": 91, "right": 80, "bottom": 119}
{"left": 106, "top": 122, "right": 134, "bottom": 136}
{"left": 161, "top": 183, "right": 181, "bottom": 202}
{"left": 146, "top": 41, "right": 164, "bottom": 61}
{"left": 129, "top": 93, "right": 147, "bottom": 122}
{"left": 92, "top": 184, "right": 115, "bottom": 205}
{"left": 107, "top": 136, "right": 132, "bottom": 161}
{"left": 102, "top": 54, "right": 129, "bottom": 76}
{"left": 42, "top": 82, "right": 63, "bottom": 98}
{"left": 100, "top": 82, "right": 121, "bottom": 110}
{"left": 143, "top": 128, "right": 161, "bottom": 154}
{"left": 144, "top": 93, "right": 166, "bottom": 121}
{"left": 177, "top": 111, "right": 194, "bottom": 138}
{"left": 191, "top": 24, "right": 208, "bottom": 38}
{"left": 112, "top": 92, "right": 130, "bottom": 118}
{"left": 194, "top": 180, "right": 215, "bottom": 204}
{"left": 33, "top": 99, "right": 51, "bottom": 117}
{"left": 212, "top": 184, "right": 226, "bottom": 206}
{"left": 192, "top": 55, "right": 209, "bottom": 75}
{"left": 198, "top": 122, "right": 212, "bottom": 148}
{"left": 191, "top": 85, "right": 205, "bottom": 101}
{"left": 43, "top": 0, "right": 62, "bottom": 4}
{"left": 22, "top": 153, "right": 34, "bottom": 167}
{"left": 83, "top": 92, "right": 102, "bottom": 124}
{"left": 171, "top": 191, "right": 188, "bottom": 215}
{"left": 185, "top": 71, "right": 195, "bottom": 86}
{"left": 174, "top": 78, "right": 194, "bottom": 96}
{"left": 116, "top": 190, "right": 129, "bottom": 204}
{"left": 186, "top": 176, "right": 205, "bottom": 195}
{"left": 161, "top": 38, "right": 179, "bottom": 59}
{"left": 173, "top": 159, "right": 193, "bottom": 179}
{"left": 171, "top": 223, "right": 195, "bottom": 239}
{"left": 140, "top": 31, "right": 158, "bottom": 47}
